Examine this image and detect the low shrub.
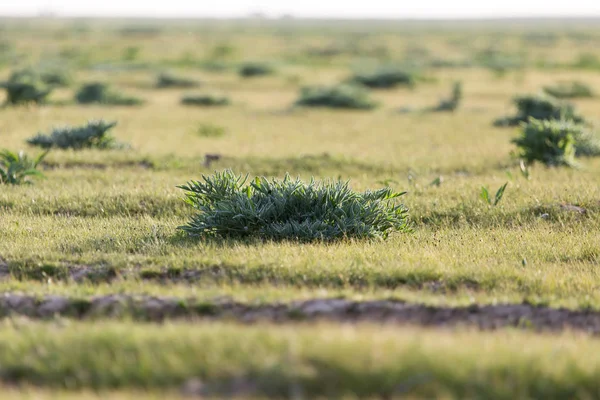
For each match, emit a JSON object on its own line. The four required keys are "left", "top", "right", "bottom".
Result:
{"left": 431, "top": 81, "right": 462, "bottom": 112}
{"left": 543, "top": 81, "right": 594, "bottom": 99}
{"left": 9, "top": 67, "right": 71, "bottom": 87}
{"left": 178, "top": 170, "right": 410, "bottom": 241}
{"left": 155, "top": 72, "right": 199, "bottom": 88}
{"left": 27, "top": 120, "right": 123, "bottom": 150}
{"left": 75, "top": 82, "right": 144, "bottom": 106}
{"left": 195, "top": 123, "right": 226, "bottom": 138}
{"left": 494, "top": 94, "right": 585, "bottom": 126}
{"left": 512, "top": 118, "right": 600, "bottom": 167}
{"left": 181, "top": 94, "right": 230, "bottom": 107}
{"left": 0, "top": 69, "right": 52, "bottom": 105}
{"left": 295, "top": 84, "right": 377, "bottom": 110}
{"left": 0, "top": 149, "right": 48, "bottom": 185}
{"left": 350, "top": 67, "right": 416, "bottom": 89}
{"left": 238, "top": 62, "right": 274, "bottom": 78}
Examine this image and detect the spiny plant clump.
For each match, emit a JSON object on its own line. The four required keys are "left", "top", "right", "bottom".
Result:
{"left": 543, "top": 81, "right": 594, "bottom": 99}
{"left": 494, "top": 94, "right": 585, "bottom": 126}
{"left": 181, "top": 94, "right": 230, "bottom": 107}
{"left": 512, "top": 118, "right": 600, "bottom": 167}
{"left": 238, "top": 62, "right": 275, "bottom": 78}
{"left": 195, "top": 123, "right": 226, "bottom": 138}
{"left": 431, "top": 81, "right": 462, "bottom": 112}
{"left": 9, "top": 67, "right": 71, "bottom": 88}
{"left": 155, "top": 72, "right": 199, "bottom": 88}
{"left": 0, "top": 149, "right": 48, "bottom": 185}
{"left": 0, "top": 69, "right": 52, "bottom": 105}
{"left": 75, "top": 82, "right": 144, "bottom": 106}
{"left": 295, "top": 84, "right": 377, "bottom": 110}
{"left": 178, "top": 170, "right": 410, "bottom": 241}
{"left": 350, "top": 67, "right": 416, "bottom": 89}
{"left": 27, "top": 120, "right": 125, "bottom": 150}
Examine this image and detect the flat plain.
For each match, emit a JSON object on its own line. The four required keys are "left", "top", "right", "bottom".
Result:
{"left": 1, "top": 17, "right": 600, "bottom": 399}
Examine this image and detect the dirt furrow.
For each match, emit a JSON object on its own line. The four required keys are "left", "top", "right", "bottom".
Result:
{"left": 1, "top": 294, "right": 600, "bottom": 333}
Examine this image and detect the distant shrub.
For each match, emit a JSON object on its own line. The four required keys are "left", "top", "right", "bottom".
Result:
{"left": 431, "top": 81, "right": 462, "bottom": 112}
{"left": 181, "top": 94, "right": 230, "bottom": 107}
{"left": 350, "top": 67, "right": 416, "bottom": 89}
{"left": 512, "top": 118, "right": 600, "bottom": 167}
{"left": 118, "top": 26, "right": 162, "bottom": 37}
{"left": 572, "top": 53, "right": 600, "bottom": 70}
{"left": 8, "top": 67, "right": 71, "bottom": 88}
{"left": 122, "top": 46, "right": 140, "bottom": 61}
{"left": 0, "top": 69, "right": 52, "bottom": 105}
{"left": 238, "top": 62, "right": 274, "bottom": 78}
{"left": 178, "top": 170, "right": 410, "bottom": 241}
{"left": 295, "top": 84, "right": 377, "bottom": 110}
{"left": 27, "top": 120, "right": 124, "bottom": 150}
{"left": 156, "top": 72, "right": 199, "bottom": 89}
{"left": 0, "top": 149, "right": 48, "bottom": 185}
{"left": 543, "top": 81, "right": 594, "bottom": 99}
{"left": 473, "top": 48, "right": 525, "bottom": 75}
{"left": 494, "top": 94, "right": 585, "bottom": 127}
{"left": 39, "top": 69, "right": 72, "bottom": 87}
{"left": 75, "top": 82, "right": 144, "bottom": 106}
{"left": 195, "top": 123, "right": 226, "bottom": 138}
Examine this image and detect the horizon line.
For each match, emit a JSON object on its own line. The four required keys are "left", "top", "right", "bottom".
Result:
{"left": 1, "top": 14, "right": 600, "bottom": 21}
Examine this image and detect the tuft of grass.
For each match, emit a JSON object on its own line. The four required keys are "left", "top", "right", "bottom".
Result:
{"left": 543, "top": 81, "right": 594, "bottom": 99}
{"left": 26, "top": 120, "right": 125, "bottom": 150}
{"left": 430, "top": 81, "right": 462, "bottom": 112}
{"left": 350, "top": 66, "right": 416, "bottom": 89}
{"left": 295, "top": 84, "right": 377, "bottom": 110}
{"left": 0, "top": 149, "right": 48, "bottom": 185}
{"left": 181, "top": 94, "right": 230, "bottom": 107}
{"left": 75, "top": 82, "right": 144, "bottom": 106}
{"left": 511, "top": 118, "right": 600, "bottom": 167}
{"left": 155, "top": 72, "right": 199, "bottom": 89}
{"left": 238, "top": 62, "right": 275, "bottom": 78}
{"left": 195, "top": 123, "right": 226, "bottom": 138}
{"left": 494, "top": 94, "right": 585, "bottom": 126}
{"left": 178, "top": 170, "right": 410, "bottom": 241}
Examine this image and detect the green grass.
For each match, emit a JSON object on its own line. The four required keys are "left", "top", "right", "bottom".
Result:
{"left": 2, "top": 16, "right": 600, "bottom": 398}
{"left": 0, "top": 321, "right": 600, "bottom": 399}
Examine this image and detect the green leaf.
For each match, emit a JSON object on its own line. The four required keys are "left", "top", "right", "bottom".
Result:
{"left": 480, "top": 187, "right": 491, "bottom": 205}
{"left": 494, "top": 182, "right": 508, "bottom": 206}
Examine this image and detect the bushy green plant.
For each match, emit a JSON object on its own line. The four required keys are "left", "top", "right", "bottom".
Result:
{"left": 75, "top": 82, "right": 143, "bottom": 106}
{"left": 511, "top": 118, "right": 600, "bottom": 167}
{"left": 181, "top": 94, "right": 230, "bottom": 106}
{"left": 431, "top": 81, "right": 462, "bottom": 112}
{"left": 9, "top": 67, "right": 71, "bottom": 88}
{"left": 350, "top": 67, "right": 415, "bottom": 89}
{"left": 543, "top": 81, "right": 594, "bottom": 99}
{"left": 494, "top": 94, "right": 584, "bottom": 126}
{"left": 27, "top": 120, "right": 123, "bottom": 150}
{"left": 0, "top": 69, "right": 52, "bottom": 105}
{"left": 238, "top": 62, "right": 274, "bottom": 78}
{"left": 0, "top": 149, "right": 48, "bottom": 185}
{"left": 178, "top": 170, "right": 410, "bottom": 241}
{"left": 572, "top": 53, "right": 600, "bottom": 70}
{"left": 155, "top": 72, "right": 199, "bottom": 88}
{"left": 295, "top": 84, "right": 377, "bottom": 110}
{"left": 195, "top": 123, "right": 226, "bottom": 138}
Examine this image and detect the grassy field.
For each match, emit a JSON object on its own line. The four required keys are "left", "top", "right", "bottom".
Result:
{"left": 1, "top": 17, "right": 600, "bottom": 398}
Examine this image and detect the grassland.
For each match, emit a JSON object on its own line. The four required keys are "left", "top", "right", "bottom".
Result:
{"left": 1, "top": 17, "right": 600, "bottom": 398}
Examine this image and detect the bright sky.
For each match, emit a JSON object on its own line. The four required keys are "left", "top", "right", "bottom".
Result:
{"left": 0, "top": 0, "right": 599, "bottom": 18}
